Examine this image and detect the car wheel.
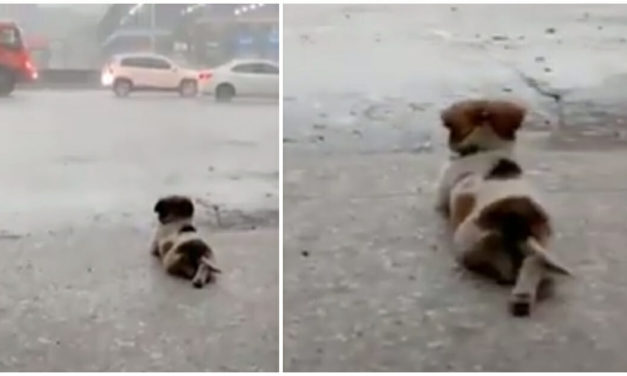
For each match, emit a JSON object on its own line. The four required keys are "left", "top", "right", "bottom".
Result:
{"left": 113, "top": 78, "right": 132, "bottom": 98}
{"left": 215, "top": 83, "right": 235, "bottom": 102}
{"left": 0, "top": 69, "right": 16, "bottom": 97}
{"left": 179, "top": 79, "right": 198, "bottom": 98}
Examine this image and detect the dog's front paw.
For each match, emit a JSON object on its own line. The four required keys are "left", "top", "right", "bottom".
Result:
{"left": 509, "top": 292, "right": 533, "bottom": 317}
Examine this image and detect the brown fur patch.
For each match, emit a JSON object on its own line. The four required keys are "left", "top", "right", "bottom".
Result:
{"left": 461, "top": 231, "right": 516, "bottom": 284}
{"left": 441, "top": 100, "right": 487, "bottom": 144}
{"left": 531, "top": 222, "right": 552, "bottom": 247}
{"left": 485, "top": 101, "right": 526, "bottom": 140}
{"left": 179, "top": 224, "right": 197, "bottom": 233}
{"left": 441, "top": 99, "right": 526, "bottom": 145}
{"left": 162, "top": 241, "right": 174, "bottom": 254}
{"left": 450, "top": 193, "right": 476, "bottom": 230}
{"left": 485, "top": 158, "right": 523, "bottom": 180}
{"left": 476, "top": 196, "right": 552, "bottom": 242}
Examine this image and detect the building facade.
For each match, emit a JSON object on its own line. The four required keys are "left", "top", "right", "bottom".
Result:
{"left": 99, "top": 4, "right": 279, "bottom": 67}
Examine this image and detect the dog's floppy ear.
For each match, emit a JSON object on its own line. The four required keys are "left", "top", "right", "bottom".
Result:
{"left": 440, "top": 109, "right": 452, "bottom": 129}
{"left": 440, "top": 106, "right": 462, "bottom": 130}
{"left": 154, "top": 197, "right": 172, "bottom": 224}
{"left": 485, "top": 101, "right": 526, "bottom": 140}
{"left": 441, "top": 100, "right": 489, "bottom": 142}
{"left": 154, "top": 198, "right": 167, "bottom": 216}
{"left": 177, "top": 197, "right": 194, "bottom": 218}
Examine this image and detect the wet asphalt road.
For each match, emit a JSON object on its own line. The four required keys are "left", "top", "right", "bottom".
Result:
{"left": 0, "top": 91, "right": 279, "bottom": 232}
{"left": 0, "top": 91, "right": 279, "bottom": 371}
{"left": 283, "top": 4, "right": 627, "bottom": 154}
{"left": 284, "top": 4, "right": 627, "bottom": 372}
{"left": 285, "top": 145, "right": 627, "bottom": 372}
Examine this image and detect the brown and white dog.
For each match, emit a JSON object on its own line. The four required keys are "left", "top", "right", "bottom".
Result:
{"left": 151, "top": 195, "right": 221, "bottom": 288}
{"left": 435, "top": 99, "right": 570, "bottom": 316}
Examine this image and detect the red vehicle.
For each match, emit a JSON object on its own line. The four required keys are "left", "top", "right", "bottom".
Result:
{"left": 0, "top": 20, "right": 37, "bottom": 96}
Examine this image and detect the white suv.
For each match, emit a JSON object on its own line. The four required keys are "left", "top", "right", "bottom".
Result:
{"left": 202, "top": 59, "right": 279, "bottom": 102}
{"left": 101, "top": 53, "right": 208, "bottom": 98}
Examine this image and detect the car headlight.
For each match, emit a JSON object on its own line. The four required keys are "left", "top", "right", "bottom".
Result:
{"left": 101, "top": 73, "right": 114, "bottom": 86}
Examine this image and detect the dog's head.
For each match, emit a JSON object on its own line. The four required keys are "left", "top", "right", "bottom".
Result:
{"left": 154, "top": 195, "right": 194, "bottom": 224}
{"left": 441, "top": 99, "right": 526, "bottom": 154}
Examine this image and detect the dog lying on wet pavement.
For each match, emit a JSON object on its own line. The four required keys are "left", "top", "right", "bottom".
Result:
{"left": 151, "top": 195, "right": 221, "bottom": 288}
{"left": 435, "top": 99, "right": 571, "bottom": 316}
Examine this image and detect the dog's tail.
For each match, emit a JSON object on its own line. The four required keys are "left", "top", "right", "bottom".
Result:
{"left": 521, "top": 237, "right": 571, "bottom": 276}
{"left": 477, "top": 196, "right": 571, "bottom": 276}
{"left": 200, "top": 255, "right": 222, "bottom": 274}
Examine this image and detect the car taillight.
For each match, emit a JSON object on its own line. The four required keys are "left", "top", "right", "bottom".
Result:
{"left": 199, "top": 71, "right": 212, "bottom": 80}
{"left": 24, "top": 58, "right": 38, "bottom": 80}
{"left": 24, "top": 59, "right": 35, "bottom": 72}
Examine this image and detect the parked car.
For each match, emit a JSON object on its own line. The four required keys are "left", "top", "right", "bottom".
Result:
{"left": 0, "top": 20, "right": 38, "bottom": 96}
{"left": 201, "top": 59, "right": 279, "bottom": 102}
{"left": 101, "top": 53, "right": 209, "bottom": 98}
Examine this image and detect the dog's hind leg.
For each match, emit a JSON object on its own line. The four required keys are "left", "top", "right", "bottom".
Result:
{"left": 162, "top": 250, "right": 191, "bottom": 277}
{"left": 162, "top": 251, "right": 182, "bottom": 274}
{"left": 460, "top": 232, "right": 516, "bottom": 285}
{"left": 509, "top": 254, "right": 544, "bottom": 316}
{"left": 455, "top": 219, "right": 516, "bottom": 284}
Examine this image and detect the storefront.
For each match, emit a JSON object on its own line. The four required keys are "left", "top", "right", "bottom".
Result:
{"left": 176, "top": 4, "right": 279, "bottom": 67}
{"left": 99, "top": 4, "right": 278, "bottom": 67}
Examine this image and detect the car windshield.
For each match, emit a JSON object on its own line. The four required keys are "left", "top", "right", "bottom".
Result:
{"left": 168, "top": 56, "right": 188, "bottom": 68}
{"left": 0, "top": 26, "right": 22, "bottom": 49}
{"left": 169, "top": 56, "right": 208, "bottom": 71}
